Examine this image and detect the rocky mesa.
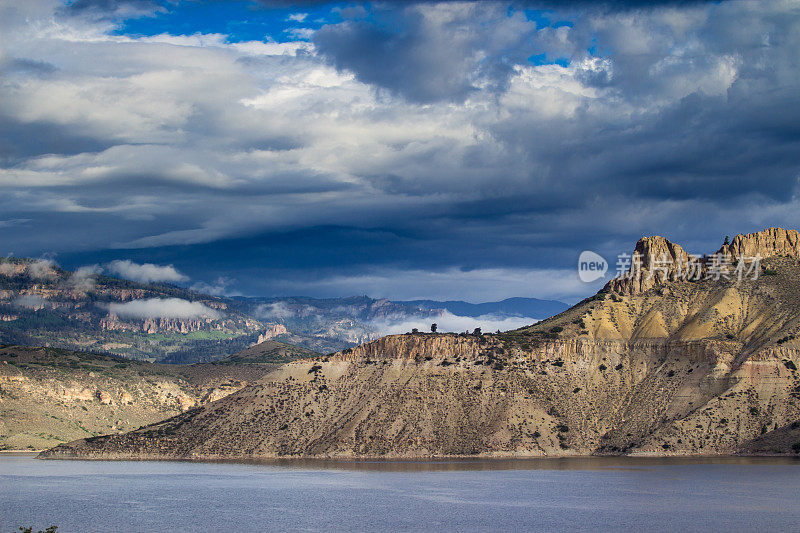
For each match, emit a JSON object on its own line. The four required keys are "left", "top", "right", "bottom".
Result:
{"left": 41, "top": 228, "right": 800, "bottom": 459}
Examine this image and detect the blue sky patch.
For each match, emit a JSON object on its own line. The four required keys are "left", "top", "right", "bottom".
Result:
{"left": 112, "top": 0, "right": 343, "bottom": 42}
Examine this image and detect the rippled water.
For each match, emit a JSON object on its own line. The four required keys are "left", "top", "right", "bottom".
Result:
{"left": 2, "top": 455, "right": 800, "bottom": 532}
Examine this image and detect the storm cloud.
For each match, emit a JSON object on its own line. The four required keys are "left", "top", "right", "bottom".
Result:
{"left": 1, "top": 0, "right": 799, "bottom": 302}
{"left": 313, "top": 3, "right": 541, "bottom": 103}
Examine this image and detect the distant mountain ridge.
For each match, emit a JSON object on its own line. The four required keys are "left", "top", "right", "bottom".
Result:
{"left": 238, "top": 295, "right": 565, "bottom": 349}
{"left": 398, "top": 297, "right": 568, "bottom": 318}
{"left": 0, "top": 257, "right": 571, "bottom": 362}
{"left": 0, "top": 257, "right": 267, "bottom": 362}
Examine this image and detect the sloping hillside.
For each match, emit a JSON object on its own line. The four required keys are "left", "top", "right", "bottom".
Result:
{"left": 0, "top": 344, "right": 282, "bottom": 451}
{"left": 41, "top": 228, "right": 800, "bottom": 459}
{"left": 217, "top": 339, "right": 320, "bottom": 364}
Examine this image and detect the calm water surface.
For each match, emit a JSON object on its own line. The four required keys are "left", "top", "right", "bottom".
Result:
{"left": 2, "top": 455, "right": 800, "bottom": 532}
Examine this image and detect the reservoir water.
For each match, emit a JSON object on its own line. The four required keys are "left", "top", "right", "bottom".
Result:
{"left": 2, "top": 455, "right": 800, "bottom": 532}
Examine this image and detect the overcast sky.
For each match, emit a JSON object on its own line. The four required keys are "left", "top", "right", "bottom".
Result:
{"left": 1, "top": 0, "right": 799, "bottom": 302}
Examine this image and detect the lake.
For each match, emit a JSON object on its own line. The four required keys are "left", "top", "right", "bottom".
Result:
{"left": 2, "top": 455, "right": 800, "bottom": 532}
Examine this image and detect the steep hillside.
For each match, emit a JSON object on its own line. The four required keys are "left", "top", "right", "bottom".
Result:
{"left": 0, "top": 344, "right": 284, "bottom": 451}
{"left": 42, "top": 228, "right": 800, "bottom": 459}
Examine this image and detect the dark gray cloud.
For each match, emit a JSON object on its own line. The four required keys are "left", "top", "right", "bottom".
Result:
{"left": 2, "top": 0, "right": 800, "bottom": 302}
{"left": 313, "top": 3, "right": 539, "bottom": 103}
{"left": 59, "top": 0, "right": 167, "bottom": 18}
{"left": 64, "top": 0, "right": 158, "bottom": 10}
{"left": 0, "top": 115, "right": 115, "bottom": 163}
{"left": 2, "top": 58, "right": 57, "bottom": 75}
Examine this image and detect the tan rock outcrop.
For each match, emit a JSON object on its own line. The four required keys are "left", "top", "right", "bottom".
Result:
{"left": 96, "top": 390, "right": 113, "bottom": 405}
{"left": 64, "top": 387, "right": 95, "bottom": 402}
{"left": 718, "top": 227, "right": 800, "bottom": 260}
{"left": 609, "top": 227, "right": 799, "bottom": 295}
{"left": 607, "top": 235, "right": 697, "bottom": 294}
{"left": 253, "top": 324, "right": 289, "bottom": 345}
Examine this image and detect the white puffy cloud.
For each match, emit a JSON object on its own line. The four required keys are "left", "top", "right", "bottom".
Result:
{"left": 371, "top": 311, "right": 539, "bottom": 336}
{"left": 0, "top": 262, "right": 17, "bottom": 276}
{"left": 69, "top": 264, "right": 102, "bottom": 291}
{"left": 107, "top": 297, "right": 221, "bottom": 319}
{"left": 26, "top": 259, "right": 58, "bottom": 280}
{"left": 190, "top": 276, "right": 240, "bottom": 297}
{"left": 74, "top": 264, "right": 102, "bottom": 276}
{"left": 105, "top": 260, "right": 188, "bottom": 284}
{"left": 13, "top": 294, "right": 48, "bottom": 309}
{"left": 255, "top": 301, "right": 296, "bottom": 319}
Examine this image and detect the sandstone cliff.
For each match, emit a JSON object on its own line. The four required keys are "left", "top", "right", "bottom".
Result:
{"left": 719, "top": 227, "right": 800, "bottom": 260}
{"left": 253, "top": 324, "right": 289, "bottom": 345}
{"left": 41, "top": 228, "right": 800, "bottom": 459}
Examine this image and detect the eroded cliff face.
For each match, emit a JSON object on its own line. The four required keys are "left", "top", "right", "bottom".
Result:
{"left": 252, "top": 324, "right": 289, "bottom": 345}
{"left": 606, "top": 236, "right": 694, "bottom": 294}
{"left": 40, "top": 332, "right": 800, "bottom": 459}
{"left": 719, "top": 227, "right": 800, "bottom": 260}
{"left": 40, "top": 228, "right": 800, "bottom": 459}
{"left": 609, "top": 227, "right": 800, "bottom": 296}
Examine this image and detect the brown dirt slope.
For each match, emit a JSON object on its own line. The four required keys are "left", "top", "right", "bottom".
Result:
{"left": 0, "top": 345, "right": 278, "bottom": 450}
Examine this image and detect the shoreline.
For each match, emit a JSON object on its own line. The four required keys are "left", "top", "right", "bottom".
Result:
{"left": 34, "top": 450, "right": 800, "bottom": 462}
{"left": 20, "top": 453, "right": 800, "bottom": 474}
{"left": 0, "top": 450, "right": 45, "bottom": 455}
